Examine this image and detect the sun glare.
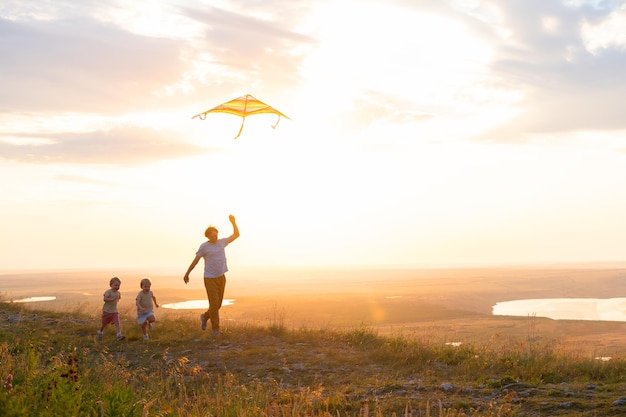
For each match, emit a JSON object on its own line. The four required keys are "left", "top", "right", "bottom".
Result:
{"left": 299, "top": 1, "right": 490, "bottom": 97}
{"left": 293, "top": 0, "right": 495, "bottom": 146}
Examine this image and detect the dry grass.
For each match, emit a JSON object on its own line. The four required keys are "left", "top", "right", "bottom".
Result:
{"left": 3, "top": 265, "right": 626, "bottom": 416}
{"left": 2, "top": 300, "right": 626, "bottom": 416}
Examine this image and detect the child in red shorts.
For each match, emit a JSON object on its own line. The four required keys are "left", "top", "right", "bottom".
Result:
{"left": 97, "top": 277, "right": 125, "bottom": 341}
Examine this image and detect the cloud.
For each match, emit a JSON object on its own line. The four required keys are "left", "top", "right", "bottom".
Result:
{"left": 0, "top": 1, "right": 317, "bottom": 120}
{"left": 0, "top": 127, "right": 212, "bottom": 165}
{"left": 478, "top": 0, "right": 626, "bottom": 140}
{"left": 180, "top": 5, "right": 315, "bottom": 91}
{"left": 0, "top": 17, "right": 186, "bottom": 113}
{"left": 4, "top": 0, "right": 626, "bottom": 146}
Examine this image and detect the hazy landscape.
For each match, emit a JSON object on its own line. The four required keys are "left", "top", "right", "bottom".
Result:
{"left": 4, "top": 264, "right": 626, "bottom": 357}
{"left": 6, "top": 264, "right": 626, "bottom": 415}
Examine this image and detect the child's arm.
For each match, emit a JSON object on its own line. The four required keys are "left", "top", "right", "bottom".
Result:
{"left": 103, "top": 292, "right": 115, "bottom": 302}
{"left": 152, "top": 295, "right": 159, "bottom": 309}
{"left": 136, "top": 297, "right": 145, "bottom": 313}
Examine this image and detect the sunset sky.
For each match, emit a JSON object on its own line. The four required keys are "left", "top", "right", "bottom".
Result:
{"left": 2, "top": 0, "right": 626, "bottom": 271}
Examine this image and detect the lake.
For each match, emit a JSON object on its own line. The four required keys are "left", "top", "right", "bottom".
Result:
{"left": 492, "top": 298, "right": 626, "bottom": 322}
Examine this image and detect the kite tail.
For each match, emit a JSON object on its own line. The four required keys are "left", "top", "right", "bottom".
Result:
{"left": 234, "top": 117, "right": 245, "bottom": 139}
{"left": 272, "top": 115, "right": 281, "bottom": 129}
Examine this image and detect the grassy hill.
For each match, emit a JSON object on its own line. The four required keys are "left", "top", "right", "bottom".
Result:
{"left": 1, "top": 302, "right": 626, "bottom": 416}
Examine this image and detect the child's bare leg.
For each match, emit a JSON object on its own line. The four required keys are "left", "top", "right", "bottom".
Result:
{"left": 99, "top": 317, "right": 107, "bottom": 333}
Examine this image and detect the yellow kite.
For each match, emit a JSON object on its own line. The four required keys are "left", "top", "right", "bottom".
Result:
{"left": 192, "top": 94, "right": 290, "bottom": 139}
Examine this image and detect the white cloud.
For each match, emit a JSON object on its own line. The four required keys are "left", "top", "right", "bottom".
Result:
{"left": 581, "top": 6, "right": 626, "bottom": 53}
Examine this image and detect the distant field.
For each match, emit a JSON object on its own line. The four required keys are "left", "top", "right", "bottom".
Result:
{"left": 3, "top": 265, "right": 626, "bottom": 357}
